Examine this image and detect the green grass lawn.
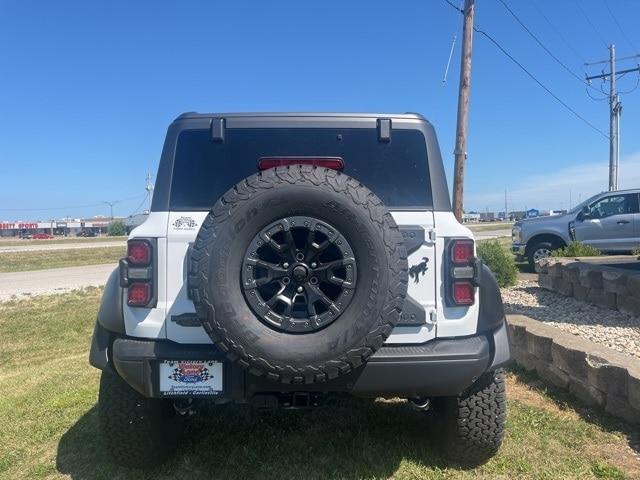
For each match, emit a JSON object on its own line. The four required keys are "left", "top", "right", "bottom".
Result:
{"left": 0, "top": 236, "right": 127, "bottom": 247}
{"left": 467, "top": 223, "right": 514, "bottom": 232}
{"left": 0, "top": 246, "right": 125, "bottom": 272}
{"left": 0, "top": 291, "right": 637, "bottom": 479}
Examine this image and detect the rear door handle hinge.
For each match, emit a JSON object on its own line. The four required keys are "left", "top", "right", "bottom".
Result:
{"left": 427, "top": 229, "right": 437, "bottom": 243}
{"left": 427, "top": 310, "right": 437, "bottom": 325}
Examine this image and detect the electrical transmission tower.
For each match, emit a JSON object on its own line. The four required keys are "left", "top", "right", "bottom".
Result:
{"left": 585, "top": 45, "right": 640, "bottom": 191}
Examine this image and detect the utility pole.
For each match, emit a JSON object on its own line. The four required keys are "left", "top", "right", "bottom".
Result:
{"left": 452, "top": 0, "right": 475, "bottom": 222}
{"left": 104, "top": 201, "right": 117, "bottom": 220}
{"left": 504, "top": 189, "right": 508, "bottom": 220}
{"left": 586, "top": 45, "right": 639, "bottom": 191}
{"left": 145, "top": 173, "right": 154, "bottom": 211}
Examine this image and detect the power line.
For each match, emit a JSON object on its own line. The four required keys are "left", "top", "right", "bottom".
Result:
{"left": 0, "top": 194, "right": 146, "bottom": 213}
{"left": 496, "top": 0, "right": 588, "bottom": 86}
{"left": 473, "top": 26, "right": 610, "bottom": 139}
{"left": 440, "top": 0, "right": 609, "bottom": 139}
{"left": 128, "top": 192, "right": 151, "bottom": 217}
{"left": 530, "top": 1, "right": 587, "bottom": 66}
{"left": 443, "top": 0, "right": 463, "bottom": 13}
{"left": 603, "top": 0, "right": 639, "bottom": 54}
{"left": 574, "top": 0, "right": 609, "bottom": 49}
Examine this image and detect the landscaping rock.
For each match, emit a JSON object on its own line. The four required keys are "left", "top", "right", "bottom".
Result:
{"left": 628, "top": 371, "right": 640, "bottom": 411}
{"left": 569, "top": 378, "right": 605, "bottom": 408}
{"left": 551, "top": 341, "right": 587, "bottom": 381}
{"left": 503, "top": 280, "right": 640, "bottom": 360}
{"left": 602, "top": 270, "right": 630, "bottom": 295}
{"left": 586, "top": 357, "right": 628, "bottom": 398}
{"left": 617, "top": 295, "right": 640, "bottom": 317}
{"left": 588, "top": 288, "right": 617, "bottom": 310}
{"left": 579, "top": 268, "right": 603, "bottom": 289}
{"left": 605, "top": 395, "right": 640, "bottom": 424}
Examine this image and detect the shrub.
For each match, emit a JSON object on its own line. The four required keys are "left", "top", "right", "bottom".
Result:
{"left": 551, "top": 241, "right": 601, "bottom": 258}
{"left": 633, "top": 247, "right": 640, "bottom": 257}
{"left": 107, "top": 219, "right": 126, "bottom": 236}
{"left": 477, "top": 240, "right": 518, "bottom": 288}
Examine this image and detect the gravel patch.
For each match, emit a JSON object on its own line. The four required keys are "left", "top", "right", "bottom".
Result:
{"left": 502, "top": 280, "right": 640, "bottom": 360}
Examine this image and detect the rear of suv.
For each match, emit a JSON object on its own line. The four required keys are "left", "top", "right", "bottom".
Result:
{"left": 90, "top": 112, "right": 511, "bottom": 467}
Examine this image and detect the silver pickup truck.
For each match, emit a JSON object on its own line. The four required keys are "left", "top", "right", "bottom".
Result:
{"left": 512, "top": 188, "right": 640, "bottom": 269}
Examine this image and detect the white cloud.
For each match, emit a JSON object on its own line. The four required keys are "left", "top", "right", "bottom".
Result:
{"left": 465, "top": 152, "right": 640, "bottom": 213}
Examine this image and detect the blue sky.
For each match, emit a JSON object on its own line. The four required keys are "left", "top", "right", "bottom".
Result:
{"left": 1, "top": 0, "right": 639, "bottom": 220}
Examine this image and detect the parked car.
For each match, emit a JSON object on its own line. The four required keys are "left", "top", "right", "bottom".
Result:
{"left": 32, "top": 233, "right": 53, "bottom": 239}
{"left": 90, "top": 112, "right": 511, "bottom": 468}
{"left": 512, "top": 188, "right": 640, "bottom": 270}
{"left": 76, "top": 231, "right": 97, "bottom": 237}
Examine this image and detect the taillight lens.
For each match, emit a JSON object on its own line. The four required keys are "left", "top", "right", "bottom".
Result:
{"left": 127, "top": 239, "right": 151, "bottom": 266}
{"left": 447, "top": 238, "right": 476, "bottom": 306}
{"left": 258, "top": 157, "right": 344, "bottom": 170}
{"left": 127, "top": 282, "right": 151, "bottom": 306}
{"left": 451, "top": 239, "right": 474, "bottom": 265}
{"left": 452, "top": 281, "right": 475, "bottom": 305}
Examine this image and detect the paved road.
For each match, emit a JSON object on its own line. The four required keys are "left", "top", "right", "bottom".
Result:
{"left": 0, "top": 263, "right": 116, "bottom": 302}
{"left": 0, "top": 241, "right": 125, "bottom": 253}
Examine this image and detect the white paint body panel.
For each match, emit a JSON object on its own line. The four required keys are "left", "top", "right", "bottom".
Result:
{"left": 433, "top": 211, "right": 479, "bottom": 337}
{"left": 125, "top": 209, "right": 478, "bottom": 344}
{"left": 123, "top": 212, "right": 169, "bottom": 339}
{"left": 165, "top": 211, "right": 213, "bottom": 344}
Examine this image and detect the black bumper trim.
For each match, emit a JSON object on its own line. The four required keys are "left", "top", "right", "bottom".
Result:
{"left": 101, "top": 321, "right": 510, "bottom": 399}
{"left": 351, "top": 334, "right": 491, "bottom": 397}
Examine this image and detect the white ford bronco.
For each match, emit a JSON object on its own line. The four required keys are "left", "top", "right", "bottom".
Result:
{"left": 89, "top": 112, "right": 511, "bottom": 467}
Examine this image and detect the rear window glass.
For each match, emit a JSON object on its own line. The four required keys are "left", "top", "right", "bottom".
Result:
{"left": 170, "top": 128, "right": 431, "bottom": 209}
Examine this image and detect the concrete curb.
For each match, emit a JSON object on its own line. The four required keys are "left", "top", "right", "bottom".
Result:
{"left": 506, "top": 314, "right": 640, "bottom": 424}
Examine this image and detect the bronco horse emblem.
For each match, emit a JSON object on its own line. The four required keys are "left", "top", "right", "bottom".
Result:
{"left": 409, "top": 257, "right": 429, "bottom": 283}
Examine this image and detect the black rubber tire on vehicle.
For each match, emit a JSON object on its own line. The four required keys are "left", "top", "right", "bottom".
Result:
{"left": 435, "top": 369, "right": 507, "bottom": 467}
{"left": 527, "top": 241, "right": 555, "bottom": 272}
{"left": 188, "top": 165, "right": 408, "bottom": 384}
{"left": 98, "top": 372, "right": 182, "bottom": 468}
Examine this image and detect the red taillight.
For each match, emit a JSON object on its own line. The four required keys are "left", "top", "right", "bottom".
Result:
{"left": 258, "top": 157, "right": 344, "bottom": 171}
{"left": 127, "top": 239, "right": 151, "bottom": 266}
{"left": 452, "top": 281, "right": 475, "bottom": 305}
{"left": 447, "top": 238, "right": 476, "bottom": 306}
{"left": 451, "top": 239, "right": 474, "bottom": 265}
{"left": 127, "top": 282, "right": 151, "bottom": 306}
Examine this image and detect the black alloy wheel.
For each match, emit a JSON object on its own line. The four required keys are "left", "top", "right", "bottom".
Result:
{"left": 241, "top": 215, "right": 357, "bottom": 333}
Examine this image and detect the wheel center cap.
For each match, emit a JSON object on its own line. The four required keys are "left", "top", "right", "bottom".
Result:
{"left": 292, "top": 265, "right": 309, "bottom": 283}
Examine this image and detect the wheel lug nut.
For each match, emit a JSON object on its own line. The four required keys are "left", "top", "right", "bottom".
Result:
{"left": 297, "top": 286, "right": 303, "bottom": 293}
{"left": 283, "top": 262, "right": 289, "bottom": 268}
{"left": 311, "top": 262, "right": 317, "bottom": 268}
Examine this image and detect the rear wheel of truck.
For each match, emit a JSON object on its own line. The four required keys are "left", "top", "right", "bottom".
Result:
{"left": 434, "top": 369, "right": 506, "bottom": 467}
{"left": 98, "top": 372, "right": 182, "bottom": 468}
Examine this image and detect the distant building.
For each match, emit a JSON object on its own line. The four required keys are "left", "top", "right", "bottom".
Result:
{"left": 462, "top": 213, "right": 480, "bottom": 223}
{"left": 510, "top": 211, "right": 526, "bottom": 221}
{"left": 480, "top": 212, "right": 495, "bottom": 222}
{"left": 0, "top": 217, "right": 115, "bottom": 237}
{"left": 526, "top": 209, "right": 540, "bottom": 218}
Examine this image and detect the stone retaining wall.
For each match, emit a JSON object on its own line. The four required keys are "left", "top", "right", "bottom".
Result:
{"left": 537, "top": 257, "right": 640, "bottom": 317}
{"left": 507, "top": 314, "right": 640, "bottom": 424}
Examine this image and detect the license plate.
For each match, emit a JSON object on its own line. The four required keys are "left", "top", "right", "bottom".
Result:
{"left": 159, "top": 360, "right": 223, "bottom": 396}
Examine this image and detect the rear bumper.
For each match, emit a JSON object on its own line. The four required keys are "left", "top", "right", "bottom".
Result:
{"left": 91, "top": 321, "right": 511, "bottom": 400}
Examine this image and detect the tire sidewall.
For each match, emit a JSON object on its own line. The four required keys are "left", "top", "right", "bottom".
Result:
{"left": 200, "top": 181, "right": 392, "bottom": 368}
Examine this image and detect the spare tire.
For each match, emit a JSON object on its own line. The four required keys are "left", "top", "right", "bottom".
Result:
{"left": 188, "top": 165, "right": 408, "bottom": 384}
